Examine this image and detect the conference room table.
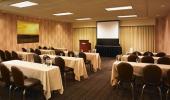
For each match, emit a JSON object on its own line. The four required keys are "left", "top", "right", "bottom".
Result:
{"left": 85, "top": 52, "right": 101, "bottom": 72}
{"left": 121, "top": 55, "right": 160, "bottom": 63}
{"left": 40, "top": 49, "right": 55, "bottom": 55}
{"left": 40, "top": 55, "right": 88, "bottom": 81}
{"left": 17, "top": 51, "right": 35, "bottom": 62}
{"left": 2, "top": 60, "right": 63, "bottom": 99}
{"left": 111, "top": 61, "right": 170, "bottom": 86}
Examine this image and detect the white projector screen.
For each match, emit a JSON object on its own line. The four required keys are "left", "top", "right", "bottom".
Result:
{"left": 97, "top": 21, "right": 119, "bottom": 39}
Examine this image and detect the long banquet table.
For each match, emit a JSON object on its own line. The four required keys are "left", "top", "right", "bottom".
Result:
{"left": 85, "top": 52, "right": 101, "bottom": 72}
{"left": 40, "top": 49, "right": 55, "bottom": 55}
{"left": 2, "top": 60, "right": 63, "bottom": 99}
{"left": 17, "top": 51, "right": 34, "bottom": 62}
{"left": 111, "top": 61, "right": 170, "bottom": 86}
{"left": 40, "top": 55, "right": 88, "bottom": 81}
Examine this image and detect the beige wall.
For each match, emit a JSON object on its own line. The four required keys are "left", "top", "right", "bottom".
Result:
{"left": 0, "top": 13, "right": 72, "bottom": 51}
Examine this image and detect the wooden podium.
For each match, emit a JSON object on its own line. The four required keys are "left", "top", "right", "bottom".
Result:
{"left": 79, "top": 40, "right": 91, "bottom": 52}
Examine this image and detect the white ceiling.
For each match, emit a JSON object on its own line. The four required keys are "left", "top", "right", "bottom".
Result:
{"left": 0, "top": 0, "right": 170, "bottom": 22}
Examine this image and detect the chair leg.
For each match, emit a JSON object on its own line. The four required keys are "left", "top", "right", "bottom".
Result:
{"left": 157, "top": 86, "right": 162, "bottom": 100}
{"left": 166, "top": 89, "right": 170, "bottom": 100}
{"left": 130, "top": 83, "right": 134, "bottom": 100}
{"left": 9, "top": 85, "right": 13, "bottom": 100}
{"left": 64, "top": 73, "right": 66, "bottom": 88}
{"left": 140, "top": 84, "right": 146, "bottom": 100}
{"left": 23, "top": 89, "right": 26, "bottom": 100}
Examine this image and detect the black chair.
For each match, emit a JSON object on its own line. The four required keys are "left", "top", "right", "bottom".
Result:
{"left": 127, "top": 54, "right": 139, "bottom": 62}
{"left": 143, "top": 51, "right": 154, "bottom": 56}
{"left": 55, "top": 50, "right": 65, "bottom": 56}
{"left": 22, "top": 48, "right": 27, "bottom": 52}
{"left": 116, "top": 62, "right": 134, "bottom": 100}
{"left": 30, "top": 48, "right": 35, "bottom": 53}
{"left": 43, "top": 46, "right": 47, "bottom": 50}
{"left": 11, "top": 51, "right": 21, "bottom": 60}
{"left": 0, "top": 64, "right": 13, "bottom": 99}
{"left": 0, "top": 50, "right": 6, "bottom": 61}
{"left": 140, "top": 65, "right": 162, "bottom": 100}
{"left": 68, "top": 51, "right": 75, "bottom": 57}
{"left": 33, "top": 54, "right": 42, "bottom": 63}
{"left": 166, "top": 69, "right": 170, "bottom": 100}
{"left": 79, "top": 52, "right": 93, "bottom": 72}
{"left": 54, "top": 57, "right": 74, "bottom": 87}
{"left": 141, "top": 56, "right": 154, "bottom": 63}
{"left": 11, "top": 66, "right": 42, "bottom": 100}
{"left": 34, "top": 49, "right": 41, "bottom": 55}
{"left": 38, "top": 46, "right": 42, "bottom": 49}
{"left": 50, "top": 47, "right": 55, "bottom": 50}
{"left": 157, "top": 57, "right": 170, "bottom": 65}
{"left": 4, "top": 50, "right": 12, "bottom": 61}
{"left": 156, "top": 52, "right": 166, "bottom": 57}
{"left": 132, "top": 51, "right": 142, "bottom": 56}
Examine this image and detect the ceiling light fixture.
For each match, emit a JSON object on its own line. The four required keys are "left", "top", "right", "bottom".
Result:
{"left": 76, "top": 18, "right": 92, "bottom": 20}
{"left": 118, "top": 15, "right": 137, "bottom": 18}
{"left": 105, "top": 6, "right": 132, "bottom": 11}
{"left": 10, "top": 1, "right": 38, "bottom": 8}
{"left": 53, "top": 12, "right": 73, "bottom": 16}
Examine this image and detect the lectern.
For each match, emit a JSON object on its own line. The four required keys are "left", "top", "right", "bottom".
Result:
{"left": 79, "top": 40, "right": 91, "bottom": 52}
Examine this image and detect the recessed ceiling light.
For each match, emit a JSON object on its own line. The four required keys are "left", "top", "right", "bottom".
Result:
{"left": 105, "top": 6, "right": 132, "bottom": 11}
{"left": 53, "top": 12, "right": 73, "bottom": 16}
{"left": 10, "top": 1, "right": 38, "bottom": 8}
{"left": 76, "top": 18, "right": 92, "bottom": 20}
{"left": 118, "top": 15, "right": 137, "bottom": 18}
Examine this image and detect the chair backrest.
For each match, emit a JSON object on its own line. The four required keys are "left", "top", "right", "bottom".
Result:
{"left": 22, "top": 48, "right": 27, "bottom": 52}
{"left": 33, "top": 54, "right": 42, "bottom": 63}
{"left": 0, "top": 50, "right": 6, "bottom": 61}
{"left": 34, "top": 49, "right": 41, "bottom": 55}
{"left": 143, "top": 51, "right": 154, "bottom": 56}
{"left": 4, "top": 50, "right": 12, "bottom": 61}
{"left": 54, "top": 57, "right": 65, "bottom": 75}
{"left": 50, "top": 47, "right": 55, "bottom": 50}
{"left": 11, "top": 66, "right": 24, "bottom": 87}
{"left": 157, "top": 57, "right": 170, "bottom": 65}
{"left": 38, "top": 46, "right": 42, "bottom": 49}
{"left": 143, "top": 65, "right": 162, "bottom": 85}
{"left": 43, "top": 55, "right": 50, "bottom": 61}
{"left": 68, "top": 51, "right": 75, "bottom": 57}
{"left": 117, "top": 62, "right": 133, "bottom": 82}
{"left": 141, "top": 56, "right": 154, "bottom": 63}
{"left": 0, "top": 64, "right": 11, "bottom": 85}
{"left": 11, "top": 51, "right": 20, "bottom": 60}
{"left": 132, "top": 51, "right": 142, "bottom": 56}
{"left": 127, "top": 54, "right": 139, "bottom": 62}
{"left": 43, "top": 46, "right": 47, "bottom": 50}
{"left": 55, "top": 50, "right": 65, "bottom": 56}
{"left": 155, "top": 52, "right": 166, "bottom": 57}
{"left": 79, "top": 52, "right": 86, "bottom": 62}
{"left": 30, "top": 48, "right": 35, "bottom": 53}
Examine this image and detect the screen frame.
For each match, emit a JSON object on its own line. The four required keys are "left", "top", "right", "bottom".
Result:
{"left": 96, "top": 20, "right": 120, "bottom": 40}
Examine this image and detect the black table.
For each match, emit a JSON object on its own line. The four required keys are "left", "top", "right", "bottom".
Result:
{"left": 95, "top": 45, "right": 122, "bottom": 57}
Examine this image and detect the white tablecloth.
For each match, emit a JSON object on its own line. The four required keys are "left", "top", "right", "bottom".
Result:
{"left": 40, "top": 55, "right": 88, "bottom": 81}
{"left": 17, "top": 52, "right": 34, "bottom": 62}
{"left": 121, "top": 55, "right": 160, "bottom": 63}
{"left": 85, "top": 53, "right": 101, "bottom": 72}
{"left": 40, "top": 50, "right": 55, "bottom": 55}
{"left": 111, "top": 61, "right": 170, "bottom": 86}
{"left": 2, "top": 60, "right": 63, "bottom": 99}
